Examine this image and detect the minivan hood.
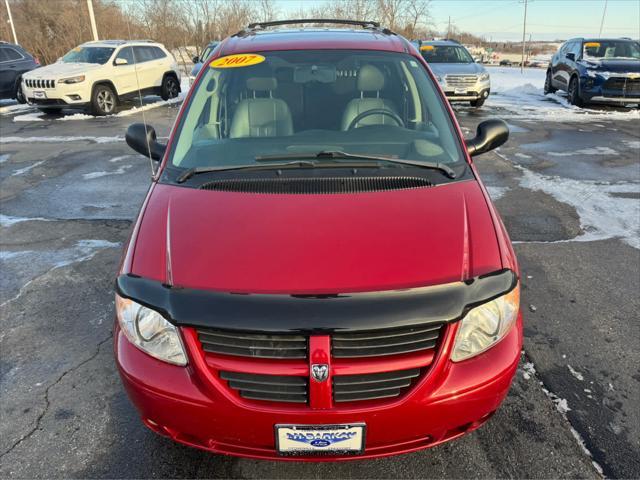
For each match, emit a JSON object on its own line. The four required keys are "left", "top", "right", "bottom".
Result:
{"left": 23, "top": 62, "right": 102, "bottom": 79}
{"left": 130, "top": 180, "right": 503, "bottom": 294}
{"left": 428, "top": 62, "right": 484, "bottom": 76}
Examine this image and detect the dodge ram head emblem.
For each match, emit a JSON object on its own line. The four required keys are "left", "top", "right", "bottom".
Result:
{"left": 311, "top": 364, "right": 329, "bottom": 382}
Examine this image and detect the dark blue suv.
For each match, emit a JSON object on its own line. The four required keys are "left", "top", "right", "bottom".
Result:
{"left": 544, "top": 37, "right": 640, "bottom": 107}
{"left": 0, "top": 41, "right": 39, "bottom": 103}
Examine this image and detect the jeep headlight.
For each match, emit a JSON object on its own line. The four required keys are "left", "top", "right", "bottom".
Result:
{"left": 59, "top": 75, "right": 85, "bottom": 84}
{"left": 451, "top": 284, "right": 520, "bottom": 362}
{"left": 115, "top": 295, "right": 187, "bottom": 366}
{"left": 479, "top": 72, "right": 490, "bottom": 82}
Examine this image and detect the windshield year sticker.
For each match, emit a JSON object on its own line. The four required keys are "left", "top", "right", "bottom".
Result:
{"left": 210, "top": 54, "right": 266, "bottom": 69}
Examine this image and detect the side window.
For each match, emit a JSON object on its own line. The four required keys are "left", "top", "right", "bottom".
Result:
{"left": 559, "top": 42, "right": 569, "bottom": 56}
{"left": 116, "top": 47, "right": 135, "bottom": 65}
{"left": 0, "top": 48, "right": 9, "bottom": 62}
{"left": 4, "top": 48, "right": 23, "bottom": 61}
{"left": 152, "top": 47, "right": 166, "bottom": 59}
{"left": 132, "top": 46, "right": 153, "bottom": 63}
{"left": 571, "top": 42, "right": 582, "bottom": 59}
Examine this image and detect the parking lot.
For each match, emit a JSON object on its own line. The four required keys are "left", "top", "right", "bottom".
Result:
{"left": 1, "top": 69, "right": 639, "bottom": 478}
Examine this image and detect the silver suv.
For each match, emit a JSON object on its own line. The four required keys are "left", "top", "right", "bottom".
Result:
{"left": 416, "top": 40, "right": 490, "bottom": 107}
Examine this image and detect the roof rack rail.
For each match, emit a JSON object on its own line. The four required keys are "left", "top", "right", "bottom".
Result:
{"left": 234, "top": 19, "right": 395, "bottom": 37}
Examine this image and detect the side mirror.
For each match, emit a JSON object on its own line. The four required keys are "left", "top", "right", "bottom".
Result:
{"left": 114, "top": 57, "right": 128, "bottom": 66}
{"left": 466, "top": 119, "right": 509, "bottom": 157}
{"left": 566, "top": 52, "right": 576, "bottom": 62}
{"left": 192, "top": 55, "right": 200, "bottom": 64}
{"left": 125, "top": 123, "right": 166, "bottom": 161}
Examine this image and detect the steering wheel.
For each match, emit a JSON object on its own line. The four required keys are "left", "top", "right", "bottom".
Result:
{"left": 347, "top": 109, "right": 405, "bottom": 130}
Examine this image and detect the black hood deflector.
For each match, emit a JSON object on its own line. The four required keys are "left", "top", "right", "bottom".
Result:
{"left": 115, "top": 269, "right": 517, "bottom": 333}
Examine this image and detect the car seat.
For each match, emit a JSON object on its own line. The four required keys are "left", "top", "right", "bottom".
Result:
{"left": 340, "top": 64, "right": 398, "bottom": 130}
{"left": 229, "top": 77, "right": 293, "bottom": 138}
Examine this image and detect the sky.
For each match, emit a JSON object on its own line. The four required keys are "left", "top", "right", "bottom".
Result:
{"left": 274, "top": 0, "right": 640, "bottom": 42}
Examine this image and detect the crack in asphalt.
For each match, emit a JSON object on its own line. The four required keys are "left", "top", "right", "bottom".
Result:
{"left": 0, "top": 334, "right": 113, "bottom": 460}
{"left": 521, "top": 350, "right": 606, "bottom": 479}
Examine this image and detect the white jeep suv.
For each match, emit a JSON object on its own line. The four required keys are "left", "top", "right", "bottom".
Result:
{"left": 22, "top": 40, "right": 181, "bottom": 115}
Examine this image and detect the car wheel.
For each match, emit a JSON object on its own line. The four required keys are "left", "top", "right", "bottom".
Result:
{"left": 568, "top": 77, "right": 584, "bottom": 107}
{"left": 91, "top": 84, "right": 117, "bottom": 116}
{"left": 15, "top": 79, "right": 26, "bottom": 104}
{"left": 160, "top": 75, "right": 180, "bottom": 101}
{"left": 543, "top": 70, "right": 557, "bottom": 94}
{"left": 470, "top": 97, "right": 485, "bottom": 108}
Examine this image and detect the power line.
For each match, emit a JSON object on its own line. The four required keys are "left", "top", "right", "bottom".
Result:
{"left": 521, "top": 0, "right": 528, "bottom": 73}
{"left": 599, "top": 0, "right": 608, "bottom": 37}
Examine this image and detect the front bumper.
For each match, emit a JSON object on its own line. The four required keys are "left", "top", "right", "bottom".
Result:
{"left": 115, "top": 313, "right": 522, "bottom": 461}
{"left": 23, "top": 81, "right": 90, "bottom": 108}
{"left": 581, "top": 74, "right": 640, "bottom": 105}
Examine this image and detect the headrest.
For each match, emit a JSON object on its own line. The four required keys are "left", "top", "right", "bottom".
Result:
{"left": 357, "top": 65, "right": 385, "bottom": 92}
{"left": 246, "top": 77, "right": 278, "bottom": 91}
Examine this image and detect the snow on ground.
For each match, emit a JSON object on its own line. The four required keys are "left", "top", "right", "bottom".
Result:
{"left": 12, "top": 111, "right": 44, "bottom": 122}
{"left": 497, "top": 152, "right": 640, "bottom": 249}
{"left": 486, "top": 66, "right": 639, "bottom": 122}
{"left": 0, "top": 100, "right": 32, "bottom": 115}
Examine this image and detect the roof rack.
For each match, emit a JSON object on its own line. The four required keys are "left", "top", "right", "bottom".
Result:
{"left": 234, "top": 19, "right": 395, "bottom": 37}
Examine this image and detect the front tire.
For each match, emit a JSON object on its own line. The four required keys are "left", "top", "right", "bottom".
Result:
{"left": 15, "top": 78, "right": 26, "bottom": 104}
{"left": 160, "top": 75, "right": 179, "bottom": 101}
{"left": 544, "top": 70, "right": 557, "bottom": 94}
{"left": 470, "top": 97, "right": 485, "bottom": 108}
{"left": 91, "top": 84, "right": 117, "bottom": 115}
{"left": 568, "top": 76, "right": 584, "bottom": 107}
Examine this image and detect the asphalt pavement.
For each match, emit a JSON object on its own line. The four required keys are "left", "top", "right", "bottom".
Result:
{"left": 0, "top": 92, "right": 638, "bottom": 479}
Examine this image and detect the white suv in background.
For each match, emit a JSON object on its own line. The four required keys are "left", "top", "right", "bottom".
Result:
{"left": 22, "top": 40, "right": 181, "bottom": 115}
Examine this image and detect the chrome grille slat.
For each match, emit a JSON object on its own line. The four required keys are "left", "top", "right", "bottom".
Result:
{"left": 445, "top": 75, "right": 478, "bottom": 89}
{"left": 333, "top": 330, "right": 440, "bottom": 349}
{"left": 333, "top": 368, "right": 421, "bottom": 385}
{"left": 332, "top": 324, "right": 442, "bottom": 341}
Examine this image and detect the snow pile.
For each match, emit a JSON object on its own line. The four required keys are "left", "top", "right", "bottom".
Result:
{"left": 13, "top": 111, "right": 44, "bottom": 122}
{"left": 487, "top": 66, "right": 640, "bottom": 122}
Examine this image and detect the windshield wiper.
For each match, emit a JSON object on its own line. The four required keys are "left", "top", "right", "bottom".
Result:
{"left": 255, "top": 151, "right": 457, "bottom": 178}
{"left": 176, "top": 159, "right": 379, "bottom": 183}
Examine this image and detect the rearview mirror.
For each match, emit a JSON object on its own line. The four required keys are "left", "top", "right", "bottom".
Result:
{"left": 114, "top": 57, "right": 128, "bottom": 66}
{"left": 125, "top": 123, "right": 166, "bottom": 161}
{"left": 192, "top": 55, "right": 200, "bottom": 64}
{"left": 466, "top": 119, "right": 509, "bottom": 157}
{"left": 566, "top": 52, "right": 576, "bottom": 62}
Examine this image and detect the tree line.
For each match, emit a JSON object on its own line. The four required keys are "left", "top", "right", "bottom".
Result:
{"left": 0, "top": 0, "right": 445, "bottom": 66}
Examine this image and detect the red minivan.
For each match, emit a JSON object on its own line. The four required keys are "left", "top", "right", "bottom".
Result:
{"left": 115, "top": 20, "right": 521, "bottom": 460}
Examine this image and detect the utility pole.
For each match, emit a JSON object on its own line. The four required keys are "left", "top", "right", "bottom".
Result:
{"left": 598, "top": 0, "right": 608, "bottom": 37}
{"left": 86, "top": 0, "right": 99, "bottom": 41}
{"left": 447, "top": 16, "right": 451, "bottom": 38}
{"left": 4, "top": 0, "right": 18, "bottom": 44}
{"left": 520, "top": 0, "right": 528, "bottom": 73}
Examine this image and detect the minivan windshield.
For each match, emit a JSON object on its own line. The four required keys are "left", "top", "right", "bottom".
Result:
{"left": 583, "top": 40, "right": 640, "bottom": 60}
{"left": 420, "top": 45, "right": 474, "bottom": 64}
{"left": 169, "top": 50, "right": 465, "bottom": 178}
{"left": 61, "top": 46, "right": 115, "bottom": 64}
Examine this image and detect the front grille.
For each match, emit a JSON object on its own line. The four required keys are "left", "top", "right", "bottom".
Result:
{"left": 603, "top": 77, "right": 640, "bottom": 95}
{"left": 333, "top": 368, "right": 421, "bottom": 403}
{"left": 445, "top": 75, "right": 478, "bottom": 89}
{"left": 332, "top": 323, "right": 444, "bottom": 358}
{"left": 220, "top": 371, "right": 308, "bottom": 403}
{"left": 25, "top": 79, "right": 55, "bottom": 89}
{"left": 196, "top": 328, "right": 307, "bottom": 359}
{"left": 200, "top": 176, "right": 432, "bottom": 194}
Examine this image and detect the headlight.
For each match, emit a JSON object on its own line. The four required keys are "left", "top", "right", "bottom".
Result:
{"left": 451, "top": 284, "right": 520, "bottom": 362}
{"left": 59, "top": 75, "right": 85, "bottom": 84}
{"left": 587, "top": 70, "right": 610, "bottom": 79}
{"left": 115, "top": 295, "right": 188, "bottom": 366}
{"left": 479, "top": 72, "right": 490, "bottom": 82}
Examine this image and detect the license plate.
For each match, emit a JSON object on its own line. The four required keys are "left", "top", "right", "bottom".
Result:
{"left": 33, "top": 90, "right": 46, "bottom": 99}
{"left": 454, "top": 88, "right": 467, "bottom": 95}
{"left": 276, "top": 423, "right": 365, "bottom": 455}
